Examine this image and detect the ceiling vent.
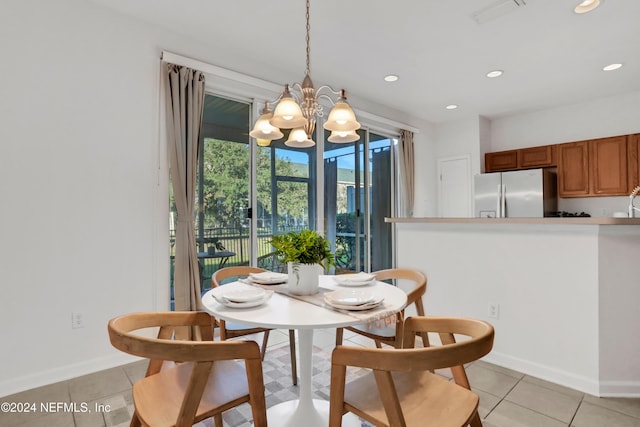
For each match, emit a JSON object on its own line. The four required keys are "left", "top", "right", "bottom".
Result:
{"left": 471, "top": 0, "right": 527, "bottom": 24}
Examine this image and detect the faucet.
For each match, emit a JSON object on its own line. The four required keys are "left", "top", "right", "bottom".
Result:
{"left": 629, "top": 186, "right": 640, "bottom": 218}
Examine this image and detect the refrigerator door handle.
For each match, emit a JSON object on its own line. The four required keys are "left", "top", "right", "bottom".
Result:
{"left": 496, "top": 184, "right": 502, "bottom": 218}
{"left": 500, "top": 184, "right": 506, "bottom": 218}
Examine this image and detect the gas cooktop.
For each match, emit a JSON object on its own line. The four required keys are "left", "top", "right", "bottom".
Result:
{"left": 548, "top": 211, "right": 591, "bottom": 217}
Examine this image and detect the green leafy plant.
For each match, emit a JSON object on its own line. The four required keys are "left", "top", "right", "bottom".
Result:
{"left": 269, "top": 229, "right": 335, "bottom": 268}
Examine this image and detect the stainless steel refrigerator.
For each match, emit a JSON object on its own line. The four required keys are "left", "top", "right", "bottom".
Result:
{"left": 474, "top": 168, "right": 557, "bottom": 218}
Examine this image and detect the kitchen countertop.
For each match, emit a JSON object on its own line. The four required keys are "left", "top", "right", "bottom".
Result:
{"left": 385, "top": 217, "right": 640, "bottom": 225}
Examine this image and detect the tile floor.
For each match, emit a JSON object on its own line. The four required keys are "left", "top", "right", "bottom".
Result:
{"left": 2, "top": 328, "right": 640, "bottom": 427}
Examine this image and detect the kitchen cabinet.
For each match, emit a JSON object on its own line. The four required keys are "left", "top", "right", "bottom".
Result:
{"left": 485, "top": 133, "right": 637, "bottom": 197}
{"left": 558, "top": 136, "right": 629, "bottom": 197}
{"left": 518, "top": 145, "right": 555, "bottom": 169}
{"left": 485, "top": 150, "right": 518, "bottom": 172}
{"left": 628, "top": 134, "right": 640, "bottom": 190}
{"left": 557, "top": 141, "right": 590, "bottom": 197}
{"left": 589, "top": 135, "right": 628, "bottom": 196}
{"left": 486, "top": 145, "right": 556, "bottom": 172}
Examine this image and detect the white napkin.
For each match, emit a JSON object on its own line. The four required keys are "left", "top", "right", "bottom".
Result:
{"left": 334, "top": 272, "right": 376, "bottom": 284}
{"left": 249, "top": 272, "right": 288, "bottom": 284}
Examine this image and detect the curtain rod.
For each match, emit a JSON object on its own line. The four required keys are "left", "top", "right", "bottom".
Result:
{"left": 161, "top": 50, "right": 420, "bottom": 134}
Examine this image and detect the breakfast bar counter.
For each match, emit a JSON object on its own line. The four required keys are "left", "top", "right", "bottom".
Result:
{"left": 386, "top": 216, "right": 640, "bottom": 225}
{"left": 387, "top": 217, "right": 640, "bottom": 397}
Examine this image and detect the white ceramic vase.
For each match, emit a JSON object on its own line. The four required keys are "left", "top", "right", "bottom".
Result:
{"left": 287, "top": 262, "right": 324, "bottom": 295}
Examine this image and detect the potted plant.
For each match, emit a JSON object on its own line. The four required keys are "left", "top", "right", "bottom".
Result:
{"left": 269, "top": 229, "right": 335, "bottom": 295}
{"left": 205, "top": 237, "right": 225, "bottom": 255}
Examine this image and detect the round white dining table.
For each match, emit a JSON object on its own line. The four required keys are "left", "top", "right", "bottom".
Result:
{"left": 201, "top": 275, "right": 408, "bottom": 427}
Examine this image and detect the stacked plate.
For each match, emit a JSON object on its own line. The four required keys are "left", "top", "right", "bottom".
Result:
{"left": 333, "top": 272, "right": 376, "bottom": 287}
{"left": 212, "top": 285, "right": 273, "bottom": 308}
{"left": 324, "top": 289, "right": 384, "bottom": 311}
{"left": 248, "top": 272, "right": 288, "bottom": 285}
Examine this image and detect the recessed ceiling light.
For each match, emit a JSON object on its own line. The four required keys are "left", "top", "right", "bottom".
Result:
{"left": 384, "top": 74, "right": 399, "bottom": 82}
{"left": 445, "top": 104, "right": 458, "bottom": 110}
{"left": 486, "top": 70, "right": 504, "bottom": 78}
{"left": 602, "top": 63, "right": 622, "bottom": 71}
{"left": 574, "top": 0, "right": 600, "bottom": 14}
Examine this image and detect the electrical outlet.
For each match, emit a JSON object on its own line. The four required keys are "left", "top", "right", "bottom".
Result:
{"left": 72, "top": 312, "right": 84, "bottom": 329}
{"left": 488, "top": 303, "right": 500, "bottom": 319}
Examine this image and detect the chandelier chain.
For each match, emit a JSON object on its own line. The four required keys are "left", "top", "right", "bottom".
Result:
{"left": 305, "top": 0, "right": 311, "bottom": 76}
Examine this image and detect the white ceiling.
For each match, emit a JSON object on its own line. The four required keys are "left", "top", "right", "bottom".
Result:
{"left": 87, "top": 0, "right": 640, "bottom": 123}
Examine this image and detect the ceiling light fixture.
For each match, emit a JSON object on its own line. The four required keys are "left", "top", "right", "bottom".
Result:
{"left": 250, "top": 0, "right": 360, "bottom": 147}
{"left": 446, "top": 104, "right": 458, "bottom": 110}
{"left": 486, "top": 70, "right": 504, "bottom": 78}
{"left": 602, "top": 63, "right": 622, "bottom": 71}
{"left": 384, "top": 74, "right": 399, "bottom": 82}
{"left": 574, "top": 0, "right": 600, "bottom": 14}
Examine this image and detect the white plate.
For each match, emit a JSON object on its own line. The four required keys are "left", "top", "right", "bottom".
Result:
{"left": 249, "top": 272, "right": 288, "bottom": 284}
{"left": 212, "top": 291, "right": 273, "bottom": 308}
{"left": 325, "top": 289, "right": 377, "bottom": 306}
{"left": 221, "top": 287, "right": 266, "bottom": 302}
{"left": 334, "top": 273, "right": 376, "bottom": 286}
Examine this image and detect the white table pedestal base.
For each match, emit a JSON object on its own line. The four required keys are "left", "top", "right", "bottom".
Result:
{"left": 266, "top": 399, "right": 361, "bottom": 427}
{"left": 265, "top": 329, "right": 361, "bottom": 427}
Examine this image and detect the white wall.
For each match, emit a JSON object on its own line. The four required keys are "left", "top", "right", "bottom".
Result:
{"left": 412, "top": 127, "right": 437, "bottom": 217}
{"left": 490, "top": 91, "right": 640, "bottom": 150}
{"left": 434, "top": 117, "right": 482, "bottom": 177}
{"left": 0, "top": 0, "right": 432, "bottom": 396}
{"left": 0, "top": 0, "right": 167, "bottom": 396}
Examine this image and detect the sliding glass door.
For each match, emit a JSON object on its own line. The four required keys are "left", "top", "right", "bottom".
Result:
{"left": 323, "top": 129, "right": 396, "bottom": 273}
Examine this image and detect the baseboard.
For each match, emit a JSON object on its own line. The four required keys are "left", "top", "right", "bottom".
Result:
{"left": 598, "top": 380, "right": 640, "bottom": 397}
{"left": 0, "top": 352, "right": 140, "bottom": 398}
{"left": 483, "top": 351, "right": 601, "bottom": 396}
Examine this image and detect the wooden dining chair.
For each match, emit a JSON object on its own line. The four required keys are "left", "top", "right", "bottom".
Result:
{"left": 212, "top": 266, "right": 298, "bottom": 385}
{"left": 335, "top": 268, "right": 428, "bottom": 348}
{"left": 108, "top": 311, "right": 267, "bottom": 427}
{"left": 329, "top": 316, "right": 495, "bottom": 427}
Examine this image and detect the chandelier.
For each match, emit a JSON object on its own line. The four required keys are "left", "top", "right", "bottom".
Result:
{"left": 250, "top": 0, "right": 360, "bottom": 148}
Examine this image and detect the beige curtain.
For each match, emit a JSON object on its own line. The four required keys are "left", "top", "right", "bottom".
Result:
{"left": 164, "top": 63, "right": 205, "bottom": 312}
{"left": 399, "top": 130, "right": 415, "bottom": 217}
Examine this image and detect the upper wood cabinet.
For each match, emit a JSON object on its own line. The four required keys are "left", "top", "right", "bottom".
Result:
{"left": 589, "top": 135, "right": 628, "bottom": 196}
{"left": 628, "top": 134, "right": 640, "bottom": 190}
{"left": 485, "top": 145, "right": 556, "bottom": 172}
{"left": 518, "top": 145, "right": 556, "bottom": 169}
{"left": 558, "top": 135, "right": 630, "bottom": 197}
{"left": 557, "top": 141, "right": 590, "bottom": 197}
{"left": 485, "top": 150, "right": 518, "bottom": 172}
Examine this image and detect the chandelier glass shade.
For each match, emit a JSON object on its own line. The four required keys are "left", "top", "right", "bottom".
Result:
{"left": 327, "top": 129, "right": 360, "bottom": 143}
{"left": 249, "top": 104, "right": 285, "bottom": 141}
{"left": 251, "top": 0, "right": 360, "bottom": 147}
{"left": 285, "top": 128, "right": 315, "bottom": 147}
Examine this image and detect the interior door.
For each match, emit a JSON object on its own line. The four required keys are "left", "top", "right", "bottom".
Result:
{"left": 438, "top": 155, "right": 472, "bottom": 217}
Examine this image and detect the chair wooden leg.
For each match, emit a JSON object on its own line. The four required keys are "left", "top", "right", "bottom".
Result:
{"left": 260, "top": 330, "right": 270, "bottom": 361}
{"left": 129, "top": 410, "right": 142, "bottom": 427}
{"left": 335, "top": 327, "right": 344, "bottom": 346}
{"left": 288, "top": 329, "right": 297, "bottom": 386}
{"left": 375, "top": 340, "right": 383, "bottom": 349}
{"left": 214, "top": 413, "right": 224, "bottom": 427}
{"left": 469, "top": 410, "right": 482, "bottom": 427}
